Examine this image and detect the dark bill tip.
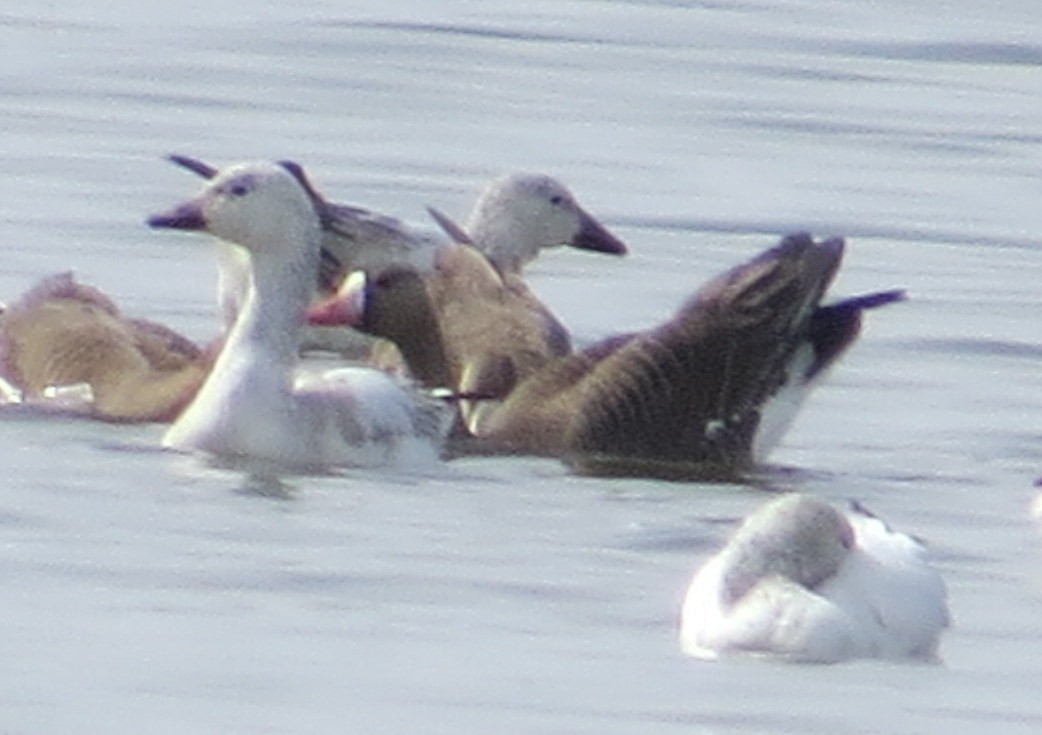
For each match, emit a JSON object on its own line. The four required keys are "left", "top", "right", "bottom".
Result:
{"left": 147, "top": 201, "right": 207, "bottom": 231}
{"left": 166, "top": 154, "right": 218, "bottom": 180}
{"left": 572, "top": 210, "right": 628, "bottom": 256}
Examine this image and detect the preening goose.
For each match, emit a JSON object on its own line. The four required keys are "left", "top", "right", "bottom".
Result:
{"left": 475, "top": 234, "right": 903, "bottom": 478}
{"left": 312, "top": 233, "right": 903, "bottom": 479}
{"left": 147, "top": 161, "right": 448, "bottom": 470}
{"left": 0, "top": 272, "right": 210, "bottom": 421}
{"left": 679, "top": 493, "right": 949, "bottom": 663}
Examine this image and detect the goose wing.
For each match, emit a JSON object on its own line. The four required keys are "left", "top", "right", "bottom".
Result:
{"left": 564, "top": 233, "right": 844, "bottom": 478}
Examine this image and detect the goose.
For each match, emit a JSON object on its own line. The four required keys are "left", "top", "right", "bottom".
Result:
{"left": 166, "top": 155, "right": 441, "bottom": 302}
{"left": 147, "top": 161, "right": 448, "bottom": 470}
{"left": 679, "top": 493, "right": 950, "bottom": 663}
{"left": 309, "top": 233, "right": 904, "bottom": 479}
{"left": 427, "top": 171, "right": 628, "bottom": 275}
{"left": 308, "top": 241, "right": 573, "bottom": 434}
{"left": 0, "top": 272, "right": 210, "bottom": 421}
{"left": 166, "top": 155, "right": 628, "bottom": 289}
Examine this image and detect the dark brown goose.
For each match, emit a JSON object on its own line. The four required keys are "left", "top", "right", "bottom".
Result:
{"left": 311, "top": 232, "right": 903, "bottom": 479}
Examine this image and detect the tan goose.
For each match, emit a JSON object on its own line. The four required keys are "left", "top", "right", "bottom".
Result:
{"left": 0, "top": 273, "right": 210, "bottom": 421}
{"left": 311, "top": 241, "right": 572, "bottom": 433}
{"left": 311, "top": 233, "right": 904, "bottom": 479}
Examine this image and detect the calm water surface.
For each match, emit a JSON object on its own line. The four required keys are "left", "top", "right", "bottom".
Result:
{"left": 2, "top": 1, "right": 1041, "bottom": 733}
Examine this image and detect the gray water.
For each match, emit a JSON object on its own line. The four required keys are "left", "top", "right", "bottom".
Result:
{"left": 2, "top": 1, "right": 1042, "bottom": 733}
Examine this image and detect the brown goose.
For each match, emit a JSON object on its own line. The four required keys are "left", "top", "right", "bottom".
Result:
{"left": 0, "top": 273, "right": 211, "bottom": 422}
{"left": 311, "top": 233, "right": 904, "bottom": 479}
{"left": 311, "top": 241, "right": 572, "bottom": 433}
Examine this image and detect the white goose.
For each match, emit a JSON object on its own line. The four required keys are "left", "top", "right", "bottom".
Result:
{"left": 679, "top": 494, "right": 950, "bottom": 664}
{"left": 147, "top": 161, "right": 448, "bottom": 470}
{"left": 428, "top": 171, "right": 628, "bottom": 275}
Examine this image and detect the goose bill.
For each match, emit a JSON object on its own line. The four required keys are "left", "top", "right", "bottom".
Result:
{"left": 571, "top": 209, "right": 628, "bottom": 255}
{"left": 147, "top": 200, "right": 207, "bottom": 231}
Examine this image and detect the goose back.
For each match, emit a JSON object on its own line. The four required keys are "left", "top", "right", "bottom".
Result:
{"left": 0, "top": 273, "right": 208, "bottom": 422}
{"left": 427, "top": 243, "right": 571, "bottom": 394}
{"left": 353, "top": 243, "right": 572, "bottom": 406}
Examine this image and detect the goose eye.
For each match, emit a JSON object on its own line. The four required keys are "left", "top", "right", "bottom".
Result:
{"left": 549, "top": 195, "right": 564, "bottom": 206}
{"left": 229, "top": 183, "right": 250, "bottom": 197}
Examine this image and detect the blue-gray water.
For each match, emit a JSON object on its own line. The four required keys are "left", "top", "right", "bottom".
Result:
{"left": 2, "top": 2, "right": 1042, "bottom": 733}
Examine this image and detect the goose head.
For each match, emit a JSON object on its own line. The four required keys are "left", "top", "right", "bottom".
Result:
{"left": 717, "top": 494, "right": 855, "bottom": 607}
{"left": 306, "top": 269, "right": 430, "bottom": 338}
{"left": 164, "top": 154, "right": 435, "bottom": 294}
{"left": 463, "top": 173, "right": 628, "bottom": 272}
{"left": 307, "top": 267, "right": 453, "bottom": 389}
{"left": 148, "top": 162, "right": 318, "bottom": 260}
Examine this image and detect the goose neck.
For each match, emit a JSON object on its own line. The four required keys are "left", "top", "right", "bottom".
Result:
{"left": 224, "top": 245, "right": 316, "bottom": 370}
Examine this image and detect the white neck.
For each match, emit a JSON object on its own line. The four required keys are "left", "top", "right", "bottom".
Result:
{"left": 230, "top": 247, "right": 314, "bottom": 365}
{"left": 215, "top": 242, "right": 251, "bottom": 330}
{"left": 200, "top": 216, "right": 321, "bottom": 405}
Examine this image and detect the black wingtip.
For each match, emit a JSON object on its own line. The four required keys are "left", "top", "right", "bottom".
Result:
{"left": 277, "top": 160, "right": 334, "bottom": 228}
{"left": 166, "top": 154, "right": 218, "bottom": 180}
{"left": 841, "top": 288, "right": 907, "bottom": 311}
{"left": 805, "top": 288, "right": 907, "bottom": 379}
{"left": 277, "top": 160, "right": 322, "bottom": 203}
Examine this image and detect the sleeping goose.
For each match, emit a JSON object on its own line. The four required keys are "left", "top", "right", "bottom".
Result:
{"left": 311, "top": 233, "right": 903, "bottom": 479}
{"left": 679, "top": 493, "right": 950, "bottom": 663}
{"left": 0, "top": 272, "right": 210, "bottom": 421}
{"left": 147, "top": 160, "right": 448, "bottom": 470}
